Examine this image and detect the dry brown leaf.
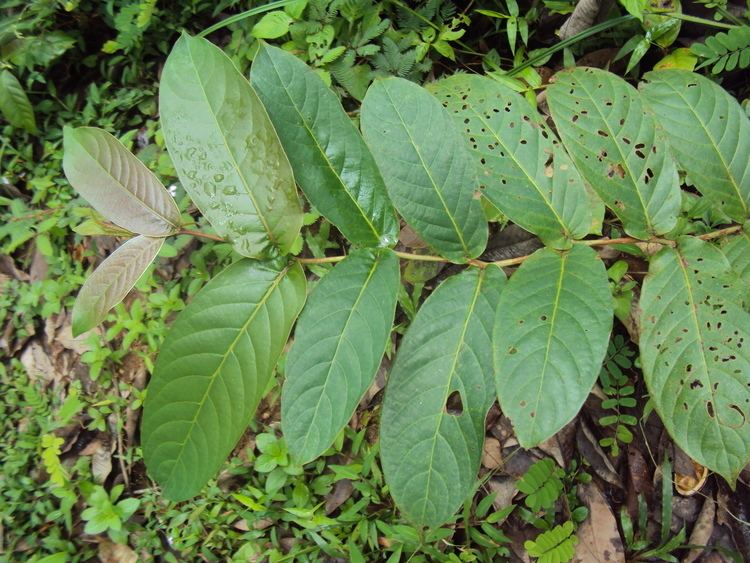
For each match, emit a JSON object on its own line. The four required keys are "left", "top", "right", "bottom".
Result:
{"left": 20, "top": 341, "right": 62, "bottom": 383}
{"left": 573, "top": 482, "right": 626, "bottom": 562}
{"left": 675, "top": 460, "right": 708, "bottom": 496}
{"left": 488, "top": 477, "right": 518, "bottom": 511}
{"left": 325, "top": 479, "right": 354, "bottom": 515}
{"left": 683, "top": 496, "right": 715, "bottom": 563}
{"left": 559, "top": 0, "right": 601, "bottom": 39}
{"left": 577, "top": 422, "right": 622, "bottom": 488}
{"left": 97, "top": 539, "right": 137, "bottom": 563}
{"left": 482, "top": 437, "right": 503, "bottom": 469}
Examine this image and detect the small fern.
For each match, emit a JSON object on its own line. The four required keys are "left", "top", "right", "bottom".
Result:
{"left": 525, "top": 521, "right": 578, "bottom": 563}
{"left": 41, "top": 433, "right": 68, "bottom": 486}
{"left": 517, "top": 458, "right": 565, "bottom": 512}
{"left": 598, "top": 334, "right": 638, "bottom": 457}
{"left": 691, "top": 25, "right": 750, "bottom": 74}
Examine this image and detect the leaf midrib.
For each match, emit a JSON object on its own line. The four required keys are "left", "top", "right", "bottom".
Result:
{"left": 380, "top": 83, "right": 472, "bottom": 258}
{"left": 184, "top": 40, "right": 278, "bottom": 248}
{"left": 296, "top": 253, "right": 382, "bottom": 460}
{"left": 260, "top": 47, "right": 382, "bottom": 243}
{"left": 161, "top": 265, "right": 290, "bottom": 485}
{"left": 419, "top": 268, "right": 484, "bottom": 521}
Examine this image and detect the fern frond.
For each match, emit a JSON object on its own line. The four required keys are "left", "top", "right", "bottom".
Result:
{"left": 525, "top": 521, "right": 578, "bottom": 563}
{"left": 517, "top": 458, "right": 564, "bottom": 512}
{"left": 691, "top": 26, "right": 750, "bottom": 74}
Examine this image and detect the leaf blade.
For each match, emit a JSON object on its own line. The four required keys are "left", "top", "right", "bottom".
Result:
{"left": 640, "top": 69, "right": 750, "bottom": 222}
{"left": 547, "top": 67, "right": 681, "bottom": 239}
{"left": 160, "top": 34, "right": 302, "bottom": 258}
{"left": 0, "top": 70, "right": 36, "bottom": 133}
{"left": 63, "top": 127, "right": 180, "bottom": 237}
{"left": 495, "top": 245, "right": 612, "bottom": 446}
{"left": 380, "top": 266, "right": 505, "bottom": 527}
{"left": 142, "top": 259, "right": 307, "bottom": 500}
{"left": 250, "top": 43, "right": 398, "bottom": 247}
{"left": 639, "top": 236, "right": 750, "bottom": 483}
{"left": 72, "top": 235, "right": 163, "bottom": 336}
{"left": 429, "top": 74, "right": 595, "bottom": 247}
{"left": 282, "top": 249, "right": 399, "bottom": 462}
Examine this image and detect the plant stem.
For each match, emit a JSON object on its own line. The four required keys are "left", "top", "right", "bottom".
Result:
{"left": 198, "top": 0, "right": 301, "bottom": 37}
{"left": 177, "top": 228, "right": 225, "bottom": 242}
{"left": 645, "top": 11, "right": 737, "bottom": 30}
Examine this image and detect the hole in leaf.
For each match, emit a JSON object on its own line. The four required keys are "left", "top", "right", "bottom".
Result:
{"left": 445, "top": 391, "right": 464, "bottom": 416}
{"left": 706, "top": 401, "right": 715, "bottom": 418}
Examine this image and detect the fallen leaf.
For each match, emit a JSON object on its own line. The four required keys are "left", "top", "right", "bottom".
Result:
{"left": 325, "top": 479, "right": 353, "bottom": 514}
{"left": 683, "top": 496, "right": 715, "bottom": 563}
{"left": 20, "top": 341, "right": 62, "bottom": 383}
{"left": 488, "top": 477, "right": 518, "bottom": 511}
{"left": 482, "top": 437, "right": 503, "bottom": 469}
{"left": 577, "top": 422, "right": 622, "bottom": 488}
{"left": 98, "top": 539, "right": 137, "bottom": 563}
{"left": 573, "top": 482, "right": 626, "bottom": 563}
{"left": 559, "top": 0, "right": 601, "bottom": 39}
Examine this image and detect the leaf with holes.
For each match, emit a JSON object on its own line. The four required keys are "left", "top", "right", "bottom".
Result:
{"left": 495, "top": 244, "right": 612, "bottom": 447}
{"left": 250, "top": 43, "right": 398, "bottom": 248}
{"left": 547, "top": 67, "right": 681, "bottom": 240}
{"left": 722, "top": 224, "right": 750, "bottom": 305}
{"left": 282, "top": 249, "right": 399, "bottom": 463}
{"left": 63, "top": 127, "right": 180, "bottom": 237}
{"left": 640, "top": 70, "right": 750, "bottom": 222}
{"left": 380, "top": 266, "right": 505, "bottom": 527}
{"left": 0, "top": 70, "right": 36, "bottom": 133}
{"left": 361, "top": 77, "right": 488, "bottom": 263}
{"left": 160, "top": 34, "right": 302, "bottom": 259}
{"left": 142, "top": 259, "right": 306, "bottom": 500}
{"left": 639, "top": 236, "right": 750, "bottom": 483}
{"left": 72, "top": 236, "right": 163, "bottom": 336}
{"left": 429, "top": 74, "right": 596, "bottom": 248}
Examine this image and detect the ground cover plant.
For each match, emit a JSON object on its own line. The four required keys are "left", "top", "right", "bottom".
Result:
{"left": 3, "top": 0, "right": 750, "bottom": 561}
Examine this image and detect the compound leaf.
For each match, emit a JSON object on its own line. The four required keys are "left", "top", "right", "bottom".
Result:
{"left": 142, "top": 259, "right": 307, "bottom": 501}
{"left": 361, "top": 77, "right": 488, "bottom": 263}
{"left": 639, "top": 236, "right": 750, "bottom": 483}
{"left": 63, "top": 127, "right": 180, "bottom": 237}
{"left": 250, "top": 43, "right": 398, "bottom": 248}
{"left": 380, "top": 266, "right": 505, "bottom": 527}
{"left": 72, "top": 235, "right": 163, "bottom": 336}
{"left": 495, "top": 244, "right": 612, "bottom": 447}
{"left": 525, "top": 521, "right": 578, "bottom": 561}
{"left": 429, "top": 74, "right": 595, "bottom": 248}
{"left": 282, "top": 249, "right": 400, "bottom": 463}
{"left": 0, "top": 70, "right": 36, "bottom": 133}
{"left": 640, "top": 69, "right": 750, "bottom": 222}
{"left": 160, "top": 34, "right": 302, "bottom": 259}
{"left": 548, "top": 67, "right": 681, "bottom": 239}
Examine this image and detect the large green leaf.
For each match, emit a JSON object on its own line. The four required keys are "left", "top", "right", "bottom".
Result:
{"left": 361, "top": 77, "right": 488, "bottom": 263}
{"left": 722, "top": 224, "right": 750, "bottom": 303}
{"left": 380, "top": 266, "right": 505, "bottom": 527}
{"left": 429, "top": 74, "right": 594, "bottom": 248}
{"left": 72, "top": 236, "right": 163, "bottom": 336}
{"left": 0, "top": 70, "right": 36, "bottom": 133}
{"left": 282, "top": 249, "right": 399, "bottom": 462}
{"left": 547, "top": 67, "right": 681, "bottom": 240}
{"left": 250, "top": 43, "right": 398, "bottom": 248}
{"left": 640, "top": 70, "right": 750, "bottom": 222}
{"left": 160, "top": 34, "right": 302, "bottom": 259}
{"left": 495, "top": 245, "right": 612, "bottom": 447}
{"left": 63, "top": 127, "right": 180, "bottom": 237}
{"left": 142, "top": 259, "right": 307, "bottom": 500}
{"left": 639, "top": 236, "right": 750, "bottom": 482}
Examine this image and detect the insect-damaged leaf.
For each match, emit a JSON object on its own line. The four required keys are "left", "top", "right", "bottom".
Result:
{"left": 142, "top": 259, "right": 306, "bottom": 500}
{"left": 495, "top": 245, "right": 612, "bottom": 447}
{"left": 640, "top": 236, "right": 750, "bottom": 483}
{"left": 429, "top": 74, "right": 596, "bottom": 248}
{"left": 640, "top": 69, "right": 750, "bottom": 222}
{"left": 251, "top": 43, "right": 398, "bottom": 248}
{"left": 160, "top": 34, "right": 302, "bottom": 258}
{"left": 282, "top": 249, "right": 399, "bottom": 463}
{"left": 548, "top": 67, "right": 681, "bottom": 240}
{"left": 361, "top": 77, "right": 488, "bottom": 263}
{"left": 72, "top": 235, "right": 163, "bottom": 336}
{"left": 63, "top": 127, "right": 180, "bottom": 237}
{"left": 380, "top": 266, "right": 504, "bottom": 527}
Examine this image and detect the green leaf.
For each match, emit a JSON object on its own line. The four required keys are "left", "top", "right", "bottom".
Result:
{"left": 282, "top": 249, "right": 400, "bottom": 463}
{"left": 72, "top": 235, "right": 163, "bottom": 336}
{"left": 547, "top": 67, "right": 681, "bottom": 240}
{"left": 524, "top": 521, "right": 578, "bottom": 562}
{"left": 495, "top": 245, "right": 612, "bottom": 447}
{"left": 722, "top": 224, "right": 750, "bottom": 292}
{"left": 0, "top": 70, "right": 36, "bottom": 133}
{"left": 361, "top": 77, "right": 488, "bottom": 263}
{"left": 639, "top": 236, "right": 750, "bottom": 483}
{"left": 250, "top": 43, "right": 398, "bottom": 247}
{"left": 429, "top": 74, "right": 595, "bottom": 248}
{"left": 640, "top": 70, "right": 750, "bottom": 222}
{"left": 251, "top": 11, "right": 294, "bottom": 39}
{"left": 142, "top": 259, "right": 307, "bottom": 500}
{"left": 63, "top": 127, "right": 180, "bottom": 237}
{"left": 160, "top": 34, "right": 302, "bottom": 258}
{"left": 517, "top": 458, "right": 564, "bottom": 512}
{"left": 380, "top": 266, "right": 505, "bottom": 527}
